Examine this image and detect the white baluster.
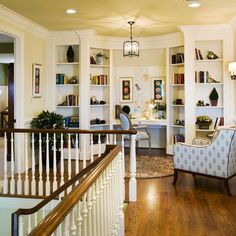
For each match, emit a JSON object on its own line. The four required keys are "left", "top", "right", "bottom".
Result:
{"left": 121, "top": 135, "right": 125, "bottom": 201}
{"left": 3, "top": 132, "right": 8, "bottom": 194}
{"left": 106, "top": 134, "right": 109, "bottom": 144}
{"left": 82, "top": 135, "right": 86, "bottom": 169}
{"left": 67, "top": 134, "right": 72, "bottom": 193}
{"left": 60, "top": 134, "right": 64, "bottom": 198}
{"left": 38, "top": 133, "right": 43, "bottom": 196}
{"left": 53, "top": 133, "right": 57, "bottom": 192}
{"left": 34, "top": 212, "right": 38, "bottom": 229}
{"left": 91, "top": 184, "right": 97, "bottom": 236}
{"left": 106, "top": 167, "right": 111, "bottom": 234}
{"left": 28, "top": 215, "right": 31, "bottom": 234}
{"left": 114, "top": 134, "right": 117, "bottom": 145}
{"left": 82, "top": 194, "right": 88, "bottom": 236}
{"left": 64, "top": 215, "right": 70, "bottom": 235}
{"left": 17, "top": 134, "right": 22, "bottom": 194}
{"left": 69, "top": 209, "right": 76, "bottom": 236}
{"left": 10, "top": 132, "right": 15, "bottom": 194}
{"left": 99, "top": 175, "right": 104, "bottom": 236}
{"left": 90, "top": 134, "right": 94, "bottom": 163}
{"left": 118, "top": 152, "right": 125, "bottom": 236}
{"left": 76, "top": 201, "right": 82, "bottom": 236}
{"left": 129, "top": 134, "right": 137, "bottom": 202}
{"left": 98, "top": 134, "right": 101, "bottom": 157}
{"left": 110, "top": 162, "right": 115, "bottom": 235}
{"left": 107, "top": 165, "right": 112, "bottom": 234}
{"left": 115, "top": 157, "right": 120, "bottom": 235}
{"left": 102, "top": 172, "right": 107, "bottom": 236}
{"left": 19, "top": 215, "right": 24, "bottom": 236}
{"left": 87, "top": 188, "right": 92, "bottom": 236}
{"left": 46, "top": 133, "right": 50, "bottom": 196}
{"left": 31, "top": 133, "right": 36, "bottom": 195}
{"left": 24, "top": 134, "right": 29, "bottom": 195}
{"left": 75, "top": 133, "right": 79, "bottom": 185}
{"left": 95, "top": 179, "right": 100, "bottom": 236}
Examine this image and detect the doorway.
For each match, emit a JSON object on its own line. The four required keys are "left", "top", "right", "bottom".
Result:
{"left": 0, "top": 33, "right": 14, "bottom": 161}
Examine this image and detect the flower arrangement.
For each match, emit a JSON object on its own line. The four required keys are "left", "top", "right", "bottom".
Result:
{"left": 196, "top": 116, "right": 212, "bottom": 129}
{"left": 152, "top": 101, "right": 166, "bottom": 113}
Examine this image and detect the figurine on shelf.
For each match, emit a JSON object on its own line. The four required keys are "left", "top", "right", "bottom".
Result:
{"left": 67, "top": 45, "right": 74, "bottom": 62}
{"left": 207, "top": 51, "right": 219, "bottom": 60}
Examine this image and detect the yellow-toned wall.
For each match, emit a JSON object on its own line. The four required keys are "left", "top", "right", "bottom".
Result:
{"left": 0, "top": 18, "right": 48, "bottom": 124}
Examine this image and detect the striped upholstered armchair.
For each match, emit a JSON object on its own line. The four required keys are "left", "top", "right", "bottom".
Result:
{"left": 173, "top": 128, "right": 236, "bottom": 195}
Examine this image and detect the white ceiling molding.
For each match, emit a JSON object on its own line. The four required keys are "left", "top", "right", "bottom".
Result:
{"left": 228, "top": 15, "right": 236, "bottom": 29}
{"left": 0, "top": 4, "right": 50, "bottom": 38}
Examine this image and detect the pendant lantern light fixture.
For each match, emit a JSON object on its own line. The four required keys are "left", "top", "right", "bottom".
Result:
{"left": 123, "top": 21, "right": 139, "bottom": 57}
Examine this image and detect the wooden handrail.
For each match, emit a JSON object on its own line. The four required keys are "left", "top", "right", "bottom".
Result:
{"left": 0, "top": 128, "right": 137, "bottom": 135}
{"left": 28, "top": 145, "right": 121, "bottom": 236}
{"left": 11, "top": 145, "right": 118, "bottom": 236}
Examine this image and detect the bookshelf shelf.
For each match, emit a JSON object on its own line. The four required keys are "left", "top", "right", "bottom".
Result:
{"left": 56, "top": 106, "right": 79, "bottom": 108}
{"left": 196, "top": 128, "right": 215, "bottom": 132}
{"left": 195, "top": 106, "right": 223, "bottom": 109}
{"left": 90, "top": 47, "right": 111, "bottom": 130}
{"left": 171, "top": 124, "right": 185, "bottom": 128}
{"left": 170, "top": 84, "right": 184, "bottom": 87}
{"left": 56, "top": 62, "right": 79, "bottom": 65}
{"left": 170, "top": 63, "right": 184, "bottom": 66}
{"left": 195, "top": 59, "right": 223, "bottom": 63}
{"left": 90, "top": 64, "right": 110, "bottom": 68}
{"left": 55, "top": 44, "right": 80, "bottom": 123}
{"left": 90, "top": 104, "right": 109, "bottom": 107}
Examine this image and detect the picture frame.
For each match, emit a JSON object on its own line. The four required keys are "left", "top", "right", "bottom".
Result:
{"left": 120, "top": 77, "right": 133, "bottom": 103}
{"left": 32, "top": 63, "right": 42, "bottom": 97}
{"left": 150, "top": 77, "right": 165, "bottom": 100}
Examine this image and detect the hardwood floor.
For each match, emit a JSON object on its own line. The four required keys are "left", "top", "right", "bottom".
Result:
{"left": 124, "top": 150, "right": 236, "bottom": 236}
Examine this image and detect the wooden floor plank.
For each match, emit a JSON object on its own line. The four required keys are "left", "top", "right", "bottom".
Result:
{"left": 125, "top": 172, "right": 236, "bottom": 236}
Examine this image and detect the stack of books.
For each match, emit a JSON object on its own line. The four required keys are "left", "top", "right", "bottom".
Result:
{"left": 173, "top": 134, "right": 185, "bottom": 144}
{"left": 195, "top": 48, "right": 204, "bottom": 60}
{"left": 65, "top": 95, "right": 79, "bottom": 106}
{"left": 173, "top": 73, "right": 184, "bottom": 84}
{"left": 195, "top": 70, "right": 209, "bottom": 83}
{"left": 91, "top": 74, "right": 108, "bottom": 85}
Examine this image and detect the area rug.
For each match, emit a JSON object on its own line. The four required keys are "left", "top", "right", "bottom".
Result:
{"left": 125, "top": 155, "right": 174, "bottom": 179}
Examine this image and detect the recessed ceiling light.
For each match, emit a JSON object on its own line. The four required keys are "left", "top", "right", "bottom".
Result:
{"left": 66, "top": 9, "right": 77, "bottom": 14}
{"left": 188, "top": 2, "right": 200, "bottom": 8}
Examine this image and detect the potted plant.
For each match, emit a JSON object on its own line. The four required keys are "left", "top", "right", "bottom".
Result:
{"left": 153, "top": 101, "right": 166, "bottom": 119}
{"left": 196, "top": 116, "right": 212, "bottom": 129}
{"left": 31, "top": 110, "right": 65, "bottom": 168}
{"left": 209, "top": 87, "right": 219, "bottom": 106}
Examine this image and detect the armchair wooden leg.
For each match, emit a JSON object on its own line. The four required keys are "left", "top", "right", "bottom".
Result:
{"left": 224, "top": 179, "right": 232, "bottom": 196}
{"left": 173, "top": 169, "right": 178, "bottom": 185}
{"left": 148, "top": 139, "right": 151, "bottom": 157}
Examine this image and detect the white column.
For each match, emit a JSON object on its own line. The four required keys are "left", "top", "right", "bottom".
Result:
{"left": 78, "top": 32, "right": 92, "bottom": 160}
{"left": 129, "top": 134, "right": 137, "bottom": 202}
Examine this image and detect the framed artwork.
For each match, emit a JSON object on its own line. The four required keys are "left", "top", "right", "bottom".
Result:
{"left": 150, "top": 77, "right": 165, "bottom": 100}
{"left": 120, "top": 77, "right": 133, "bottom": 103}
{"left": 32, "top": 63, "right": 42, "bottom": 97}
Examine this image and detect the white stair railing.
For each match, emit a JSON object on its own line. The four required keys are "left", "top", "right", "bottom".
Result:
{"left": 1, "top": 128, "right": 137, "bottom": 203}
{"left": 11, "top": 145, "right": 125, "bottom": 236}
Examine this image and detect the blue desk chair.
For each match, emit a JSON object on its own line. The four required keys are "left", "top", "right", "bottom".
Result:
{"left": 119, "top": 111, "right": 151, "bottom": 156}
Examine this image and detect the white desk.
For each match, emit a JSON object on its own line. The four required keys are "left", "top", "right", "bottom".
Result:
{"left": 114, "top": 118, "right": 167, "bottom": 148}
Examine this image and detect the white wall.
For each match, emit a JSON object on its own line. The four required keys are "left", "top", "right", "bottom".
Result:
{"left": 113, "top": 48, "right": 167, "bottom": 148}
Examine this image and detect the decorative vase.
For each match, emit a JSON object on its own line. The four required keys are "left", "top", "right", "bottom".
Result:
{"left": 96, "top": 55, "right": 103, "bottom": 65}
{"left": 210, "top": 99, "right": 218, "bottom": 106}
{"left": 67, "top": 46, "right": 74, "bottom": 63}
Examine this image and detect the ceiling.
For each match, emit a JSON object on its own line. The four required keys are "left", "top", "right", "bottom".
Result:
{"left": 0, "top": 0, "right": 236, "bottom": 37}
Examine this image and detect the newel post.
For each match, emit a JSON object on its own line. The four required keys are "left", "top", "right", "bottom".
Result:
{"left": 129, "top": 134, "right": 137, "bottom": 202}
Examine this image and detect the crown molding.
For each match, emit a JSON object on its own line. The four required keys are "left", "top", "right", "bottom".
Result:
{"left": 0, "top": 4, "right": 50, "bottom": 38}
{"left": 229, "top": 15, "right": 236, "bottom": 29}
{"left": 180, "top": 24, "right": 231, "bottom": 32}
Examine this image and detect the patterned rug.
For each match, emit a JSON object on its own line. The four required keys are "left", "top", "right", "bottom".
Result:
{"left": 125, "top": 155, "right": 174, "bottom": 179}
